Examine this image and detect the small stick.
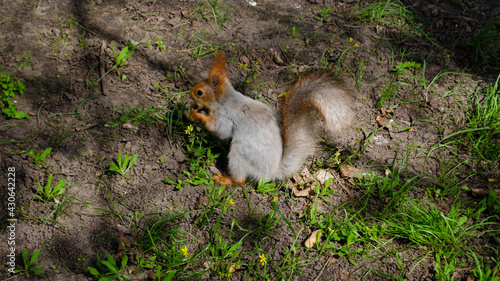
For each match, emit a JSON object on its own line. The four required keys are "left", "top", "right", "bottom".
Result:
{"left": 313, "top": 256, "right": 333, "bottom": 281}
{"left": 99, "top": 40, "right": 108, "bottom": 96}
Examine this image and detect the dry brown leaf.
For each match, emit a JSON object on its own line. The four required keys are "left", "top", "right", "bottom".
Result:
{"left": 339, "top": 165, "right": 362, "bottom": 179}
{"left": 293, "top": 186, "right": 312, "bottom": 197}
{"left": 117, "top": 232, "right": 131, "bottom": 252}
{"left": 315, "top": 169, "right": 334, "bottom": 186}
{"left": 289, "top": 167, "right": 318, "bottom": 197}
{"left": 305, "top": 230, "right": 322, "bottom": 248}
{"left": 228, "top": 264, "right": 241, "bottom": 273}
{"left": 472, "top": 188, "right": 500, "bottom": 197}
{"left": 376, "top": 115, "right": 394, "bottom": 128}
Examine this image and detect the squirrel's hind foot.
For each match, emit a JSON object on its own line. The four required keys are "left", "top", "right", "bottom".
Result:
{"left": 213, "top": 173, "right": 245, "bottom": 186}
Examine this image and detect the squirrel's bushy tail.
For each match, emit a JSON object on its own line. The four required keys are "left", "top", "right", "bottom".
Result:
{"left": 277, "top": 73, "right": 353, "bottom": 180}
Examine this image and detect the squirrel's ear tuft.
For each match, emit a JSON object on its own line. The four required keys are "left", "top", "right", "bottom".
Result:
{"left": 208, "top": 51, "right": 228, "bottom": 90}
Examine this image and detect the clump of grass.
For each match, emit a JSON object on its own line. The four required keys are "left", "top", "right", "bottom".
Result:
{"left": 356, "top": 0, "right": 412, "bottom": 29}
{"left": 191, "top": 0, "right": 233, "bottom": 33}
{"left": 137, "top": 212, "right": 207, "bottom": 280}
{"left": 376, "top": 60, "right": 421, "bottom": 110}
{"left": 188, "top": 31, "right": 234, "bottom": 60}
{"left": 462, "top": 75, "right": 500, "bottom": 162}
{"left": 466, "top": 20, "right": 500, "bottom": 70}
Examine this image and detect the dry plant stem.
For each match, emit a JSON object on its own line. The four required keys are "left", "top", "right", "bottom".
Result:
{"left": 99, "top": 40, "right": 108, "bottom": 96}
{"left": 333, "top": 170, "right": 351, "bottom": 195}
{"left": 313, "top": 256, "right": 334, "bottom": 281}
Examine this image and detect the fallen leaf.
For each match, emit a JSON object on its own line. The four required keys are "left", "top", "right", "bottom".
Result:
{"left": 117, "top": 232, "right": 131, "bottom": 252}
{"left": 240, "top": 55, "right": 250, "bottom": 64}
{"left": 339, "top": 165, "right": 362, "bottom": 179}
{"left": 293, "top": 186, "right": 312, "bottom": 197}
{"left": 228, "top": 264, "right": 241, "bottom": 273}
{"left": 316, "top": 169, "right": 334, "bottom": 186}
{"left": 376, "top": 115, "right": 393, "bottom": 129}
{"left": 123, "top": 123, "right": 139, "bottom": 132}
{"left": 289, "top": 167, "right": 318, "bottom": 197}
{"left": 472, "top": 188, "right": 500, "bottom": 197}
{"left": 305, "top": 230, "right": 322, "bottom": 248}
{"left": 272, "top": 49, "right": 285, "bottom": 65}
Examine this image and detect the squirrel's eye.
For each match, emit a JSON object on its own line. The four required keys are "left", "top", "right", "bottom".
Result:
{"left": 197, "top": 90, "right": 203, "bottom": 96}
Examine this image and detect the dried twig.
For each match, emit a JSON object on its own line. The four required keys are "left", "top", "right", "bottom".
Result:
{"left": 98, "top": 40, "right": 108, "bottom": 95}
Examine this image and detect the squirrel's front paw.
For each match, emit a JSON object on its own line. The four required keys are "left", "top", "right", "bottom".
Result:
{"left": 190, "top": 109, "right": 204, "bottom": 121}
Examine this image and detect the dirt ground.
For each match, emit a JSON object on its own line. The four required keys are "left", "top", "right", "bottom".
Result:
{"left": 0, "top": 0, "right": 499, "bottom": 280}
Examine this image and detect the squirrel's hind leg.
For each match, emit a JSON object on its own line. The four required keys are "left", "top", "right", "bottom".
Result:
{"left": 213, "top": 173, "right": 245, "bottom": 186}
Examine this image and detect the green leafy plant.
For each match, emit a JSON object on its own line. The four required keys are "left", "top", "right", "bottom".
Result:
{"left": 135, "top": 254, "right": 156, "bottom": 270}
{"left": 109, "top": 152, "right": 138, "bottom": 182}
{"left": 316, "top": 5, "right": 332, "bottom": 22}
{"left": 166, "top": 124, "right": 220, "bottom": 189}
{"left": 88, "top": 251, "right": 130, "bottom": 281}
{"left": 0, "top": 71, "right": 29, "bottom": 119}
{"left": 14, "top": 249, "right": 44, "bottom": 278}
{"left": 154, "top": 39, "right": 166, "bottom": 51}
{"left": 34, "top": 173, "right": 66, "bottom": 202}
{"left": 29, "top": 147, "right": 52, "bottom": 167}
{"left": 104, "top": 41, "right": 140, "bottom": 80}
{"left": 152, "top": 265, "right": 176, "bottom": 281}
{"left": 255, "top": 179, "right": 279, "bottom": 194}
{"left": 289, "top": 26, "right": 299, "bottom": 38}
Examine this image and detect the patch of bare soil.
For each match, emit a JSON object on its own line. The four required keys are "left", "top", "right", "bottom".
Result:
{"left": 0, "top": 0, "right": 498, "bottom": 280}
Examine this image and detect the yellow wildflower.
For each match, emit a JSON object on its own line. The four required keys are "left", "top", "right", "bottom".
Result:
{"left": 181, "top": 245, "right": 189, "bottom": 257}
{"left": 185, "top": 125, "right": 194, "bottom": 135}
{"left": 259, "top": 253, "right": 267, "bottom": 266}
{"left": 353, "top": 43, "right": 359, "bottom": 47}
{"left": 349, "top": 37, "right": 353, "bottom": 42}
{"left": 228, "top": 199, "right": 235, "bottom": 207}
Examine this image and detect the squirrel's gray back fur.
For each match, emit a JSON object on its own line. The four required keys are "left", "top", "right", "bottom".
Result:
{"left": 212, "top": 84, "right": 283, "bottom": 182}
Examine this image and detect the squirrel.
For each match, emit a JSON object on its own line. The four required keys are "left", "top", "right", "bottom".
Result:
{"left": 188, "top": 51, "right": 354, "bottom": 186}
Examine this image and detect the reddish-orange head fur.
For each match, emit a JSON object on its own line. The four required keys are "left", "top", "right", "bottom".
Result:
{"left": 189, "top": 51, "right": 229, "bottom": 108}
